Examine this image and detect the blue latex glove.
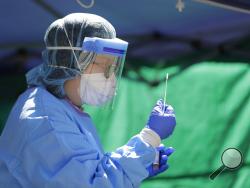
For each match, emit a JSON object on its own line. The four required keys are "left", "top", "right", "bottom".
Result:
{"left": 147, "top": 145, "right": 175, "bottom": 178}
{"left": 146, "top": 99, "right": 176, "bottom": 140}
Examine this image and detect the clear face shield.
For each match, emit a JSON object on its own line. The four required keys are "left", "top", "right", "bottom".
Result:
{"left": 79, "top": 37, "right": 128, "bottom": 108}
{"left": 47, "top": 36, "right": 128, "bottom": 108}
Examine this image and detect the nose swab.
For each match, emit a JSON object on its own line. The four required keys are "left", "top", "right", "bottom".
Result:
{"left": 153, "top": 73, "right": 169, "bottom": 170}
{"left": 161, "top": 73, "right": 169, "bottom": 114}
{"left": 164, "top": 73, "right": 169, "bottom": 108}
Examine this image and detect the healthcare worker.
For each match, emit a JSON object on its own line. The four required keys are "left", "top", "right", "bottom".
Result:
{"left": 0, "top": 13, "right": 176, "bottom": 188}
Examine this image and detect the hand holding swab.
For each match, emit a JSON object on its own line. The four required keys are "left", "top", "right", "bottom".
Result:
{"left": 154, "top": 73, "right": 169, "bottom": 169}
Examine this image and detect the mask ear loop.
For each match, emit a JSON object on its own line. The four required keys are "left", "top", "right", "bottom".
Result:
{"left": 62, "top": 22, "right": 81, "bottom": 71}
{"left": 62, "top": 22, "right": 90, "bottom": 107}
{"left": 78, "top": 53, "right": 97, "bottom": 106}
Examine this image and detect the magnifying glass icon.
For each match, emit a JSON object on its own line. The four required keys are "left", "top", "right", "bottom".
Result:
{"left": 209, "top": 148, "right": 243, "bottom": 180}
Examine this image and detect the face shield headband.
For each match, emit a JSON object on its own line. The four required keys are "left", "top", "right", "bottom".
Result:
{"left": 46, "top": 24, "right": 128, "bottom": 108}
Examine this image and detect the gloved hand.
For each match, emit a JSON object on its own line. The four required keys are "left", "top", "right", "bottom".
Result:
{"left": 147, "top": 145, "right": 175, "bottom": 178}
{"left": 146, "top": 99, "right": 176, "bottom": 140}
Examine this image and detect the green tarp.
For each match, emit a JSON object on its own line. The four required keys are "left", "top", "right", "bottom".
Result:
{"left": 86, "top": 62, "right": 250, "bottom": 188}
{"left": 1, "top": 62, "right": 249, "bottom": 187}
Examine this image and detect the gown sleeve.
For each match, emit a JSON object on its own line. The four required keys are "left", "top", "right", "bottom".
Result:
{"left": 19, "top": 116, "right": 156, "bottom": 188}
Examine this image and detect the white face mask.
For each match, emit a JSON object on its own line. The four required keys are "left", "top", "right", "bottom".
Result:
{"left": 79, "top": 73, "right": 116, "bottom": 106}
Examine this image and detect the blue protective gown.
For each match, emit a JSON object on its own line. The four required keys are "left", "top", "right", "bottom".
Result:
{"left": 0, "top": 87, "right": 155, "bottom": 188}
